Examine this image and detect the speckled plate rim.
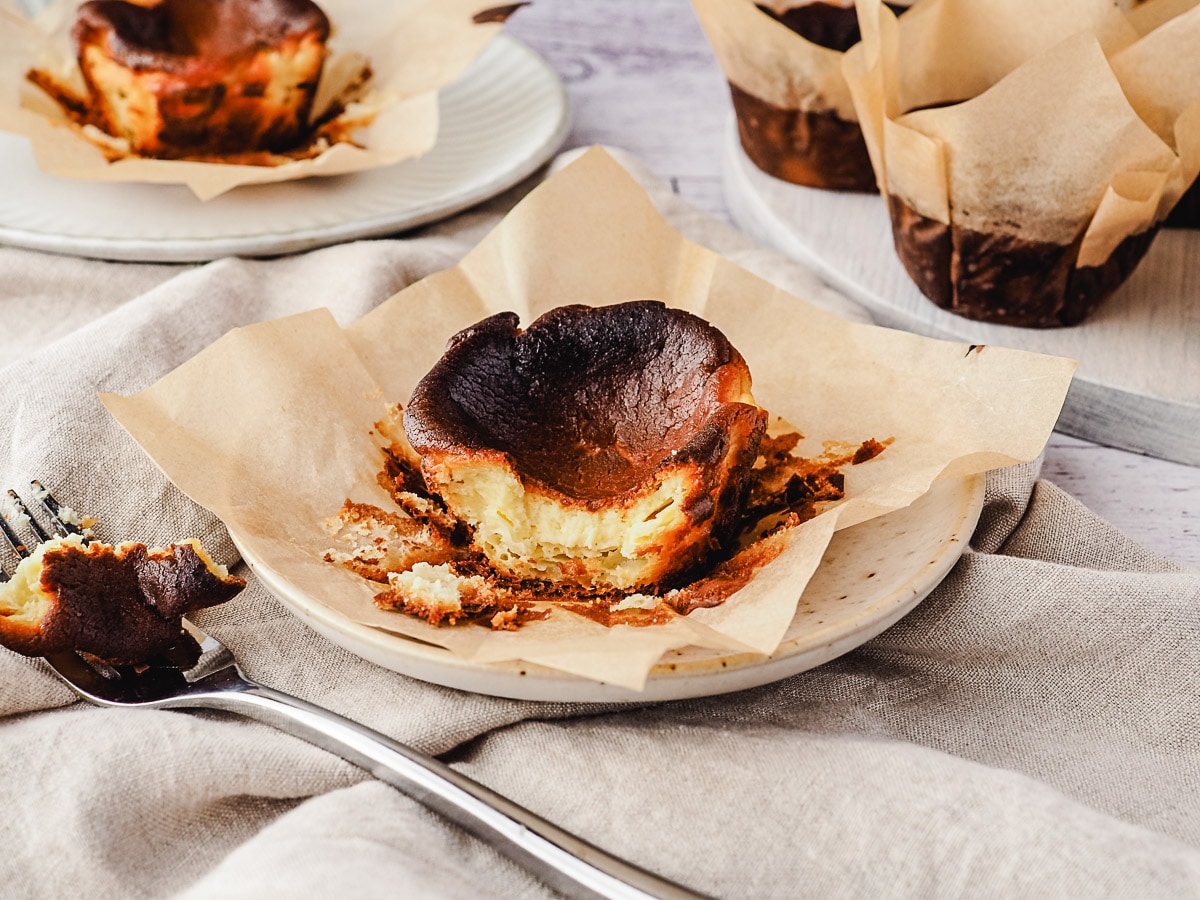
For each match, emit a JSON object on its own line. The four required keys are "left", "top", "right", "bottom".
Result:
{"left": 0, "top": 35, "right": 570, "bottom": 262}
{"left": 229, "top": 473, "right": 985, "bottom": 703}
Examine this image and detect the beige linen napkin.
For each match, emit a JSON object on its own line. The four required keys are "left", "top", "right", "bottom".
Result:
{"left": 2, "top": 150, "right": 1199, "bottom": 898}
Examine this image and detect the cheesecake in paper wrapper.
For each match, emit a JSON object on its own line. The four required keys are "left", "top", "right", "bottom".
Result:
{"left": 100, "top": 148, "right": 1074, "bottom": 692}
{"left": 691, "top": 0, "right": 916, "bottom": 191}
{"left": 843, "top": 0, "right": 1200, "bottom": 327}
{"left": 0, "top": 0, "right": 513, "bottom": 200}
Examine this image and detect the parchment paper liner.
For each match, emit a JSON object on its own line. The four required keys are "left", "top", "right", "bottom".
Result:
{"left": 1124, "top": 0, "right": 1200, "bottom": 35}
{"left": 1110, "top": 2, "right": 1200, "bottom": 227}
{"left": 690, "top": 0, "right": 879, "bottom": 190}
{"left": 692, "top": 0, "right": 862, "bottom": 123}
{"left": 0, "top": 0, "right": 511, "bottom": 200}
{"left": 100, "top": 148, "right": 1075, "bottom": 691}
{"left": 843, "top": 0, "right": 1200, "bottom": 325}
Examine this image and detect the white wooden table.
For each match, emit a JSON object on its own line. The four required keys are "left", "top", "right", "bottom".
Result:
{"left": 507, "top": 0, "right": 1200, "bottom": 569}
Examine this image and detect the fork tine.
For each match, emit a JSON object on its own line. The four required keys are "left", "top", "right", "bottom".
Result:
{"left": 0, "top": 506, "right": 30, "bottom": 559}
{"left": 1, "top": 482, "right": 88, "bottom": 583}
{"left": 0, "top": 505, "right": 25, "bottom": 583}
{"left": 76, "top": 652, "right": 122, "bottom": 681}
{"left": 7, "top": 490, "right": 49, "bottom": 544}
{"left": 29, "top": 480, "right": 86, "bottom": 540}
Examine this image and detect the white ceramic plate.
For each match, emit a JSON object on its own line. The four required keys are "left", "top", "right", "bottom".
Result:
{"left": 721, "top": 121, "right": 1200, "bottom": 467}
{"left": 232, "top": 474, "right": 985, "bottom": 703}
{"left": 0, "top": 35, "right": 569, "bottom": 262}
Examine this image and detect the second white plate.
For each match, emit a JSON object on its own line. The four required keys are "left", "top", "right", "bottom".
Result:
{"left": 0, "top": 35, "right": 570, "bottom": 262}
{"left": 234, "top": 474, "right": 984, "bottom": 703}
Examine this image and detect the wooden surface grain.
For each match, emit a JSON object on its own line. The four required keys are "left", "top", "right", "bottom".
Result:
{"left": 508, "top": 0, "right": 1200, "bottom": 569}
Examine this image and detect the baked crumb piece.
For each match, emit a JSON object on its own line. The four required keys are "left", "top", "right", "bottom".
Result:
{"left": 613, "top": 593, "right": 659, "bottom": 611}
{"left": 322, "top": 500, "right": 463, "bottom": 582}
{"left": 853, "top": 438, "right": 888, "bottom": 465}
{"left": 375, "top": 562, "right": 490, "bottom": 626}
{"left": 743, "top": 427, "right": 893, "bottom": 530}
{"left": 379, "top": 562, "right": 470, "bottom": 624}
{"left": 373, "top": 562, "right": 557, "bottom": 630}
{"left": 490, "top": 607, "right": 521, "bottom": 631}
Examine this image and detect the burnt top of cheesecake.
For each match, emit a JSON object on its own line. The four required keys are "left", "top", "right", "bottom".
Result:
{"left": 73, "top": 0, "right": 330, "bottom": 71}
{"left": 405, "top": 301, "right": 758, "bottom": 502}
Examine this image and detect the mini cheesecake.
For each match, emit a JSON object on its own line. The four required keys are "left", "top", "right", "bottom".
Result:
{"left": 729, "top": 0, "right": 915, "bottom": 192}
{"left": 0, "top": 534, "right": 244, "bottom": 664}
{"left": 72, "top": 0, "right": 330, "bottom": 157}
{"left": 404, "top": 301, "right": 769, "bottom": 591}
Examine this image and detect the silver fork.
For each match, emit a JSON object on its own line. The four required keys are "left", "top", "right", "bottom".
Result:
{"left": 0, "top": 483, "right": 708, "bottom": 900}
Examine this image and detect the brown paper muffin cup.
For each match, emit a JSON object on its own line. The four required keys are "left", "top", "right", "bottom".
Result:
{"left": 693, "top": 0, "right": 901, "bottom": 192}
{"left": 734, "top": 3, "right": 921, "bottom": 190}
{"left": 1113, "top": 0, "right": 1200, "bottom": 230}
{"left": 844, "top": 0, "right": 1195, "bottom": 328}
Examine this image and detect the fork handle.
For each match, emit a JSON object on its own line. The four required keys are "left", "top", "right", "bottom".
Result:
{"left": 180, "top": 678, "right": 707, "bottom": 900}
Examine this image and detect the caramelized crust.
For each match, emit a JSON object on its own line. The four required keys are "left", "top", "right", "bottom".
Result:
{"left": 407, "top": 302, "right": 761, "bottom": 501}
{"left": 70, "top": 0, "right": 330, "bottom": 157}
{"left": 404, "top": 301, "right": 769, "bottom": 590}
{"left": 0, "top": 536, "right": 244, "bottom": 665}
{"left": 74, "top": 0, "right": 329, "bottom": 71}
